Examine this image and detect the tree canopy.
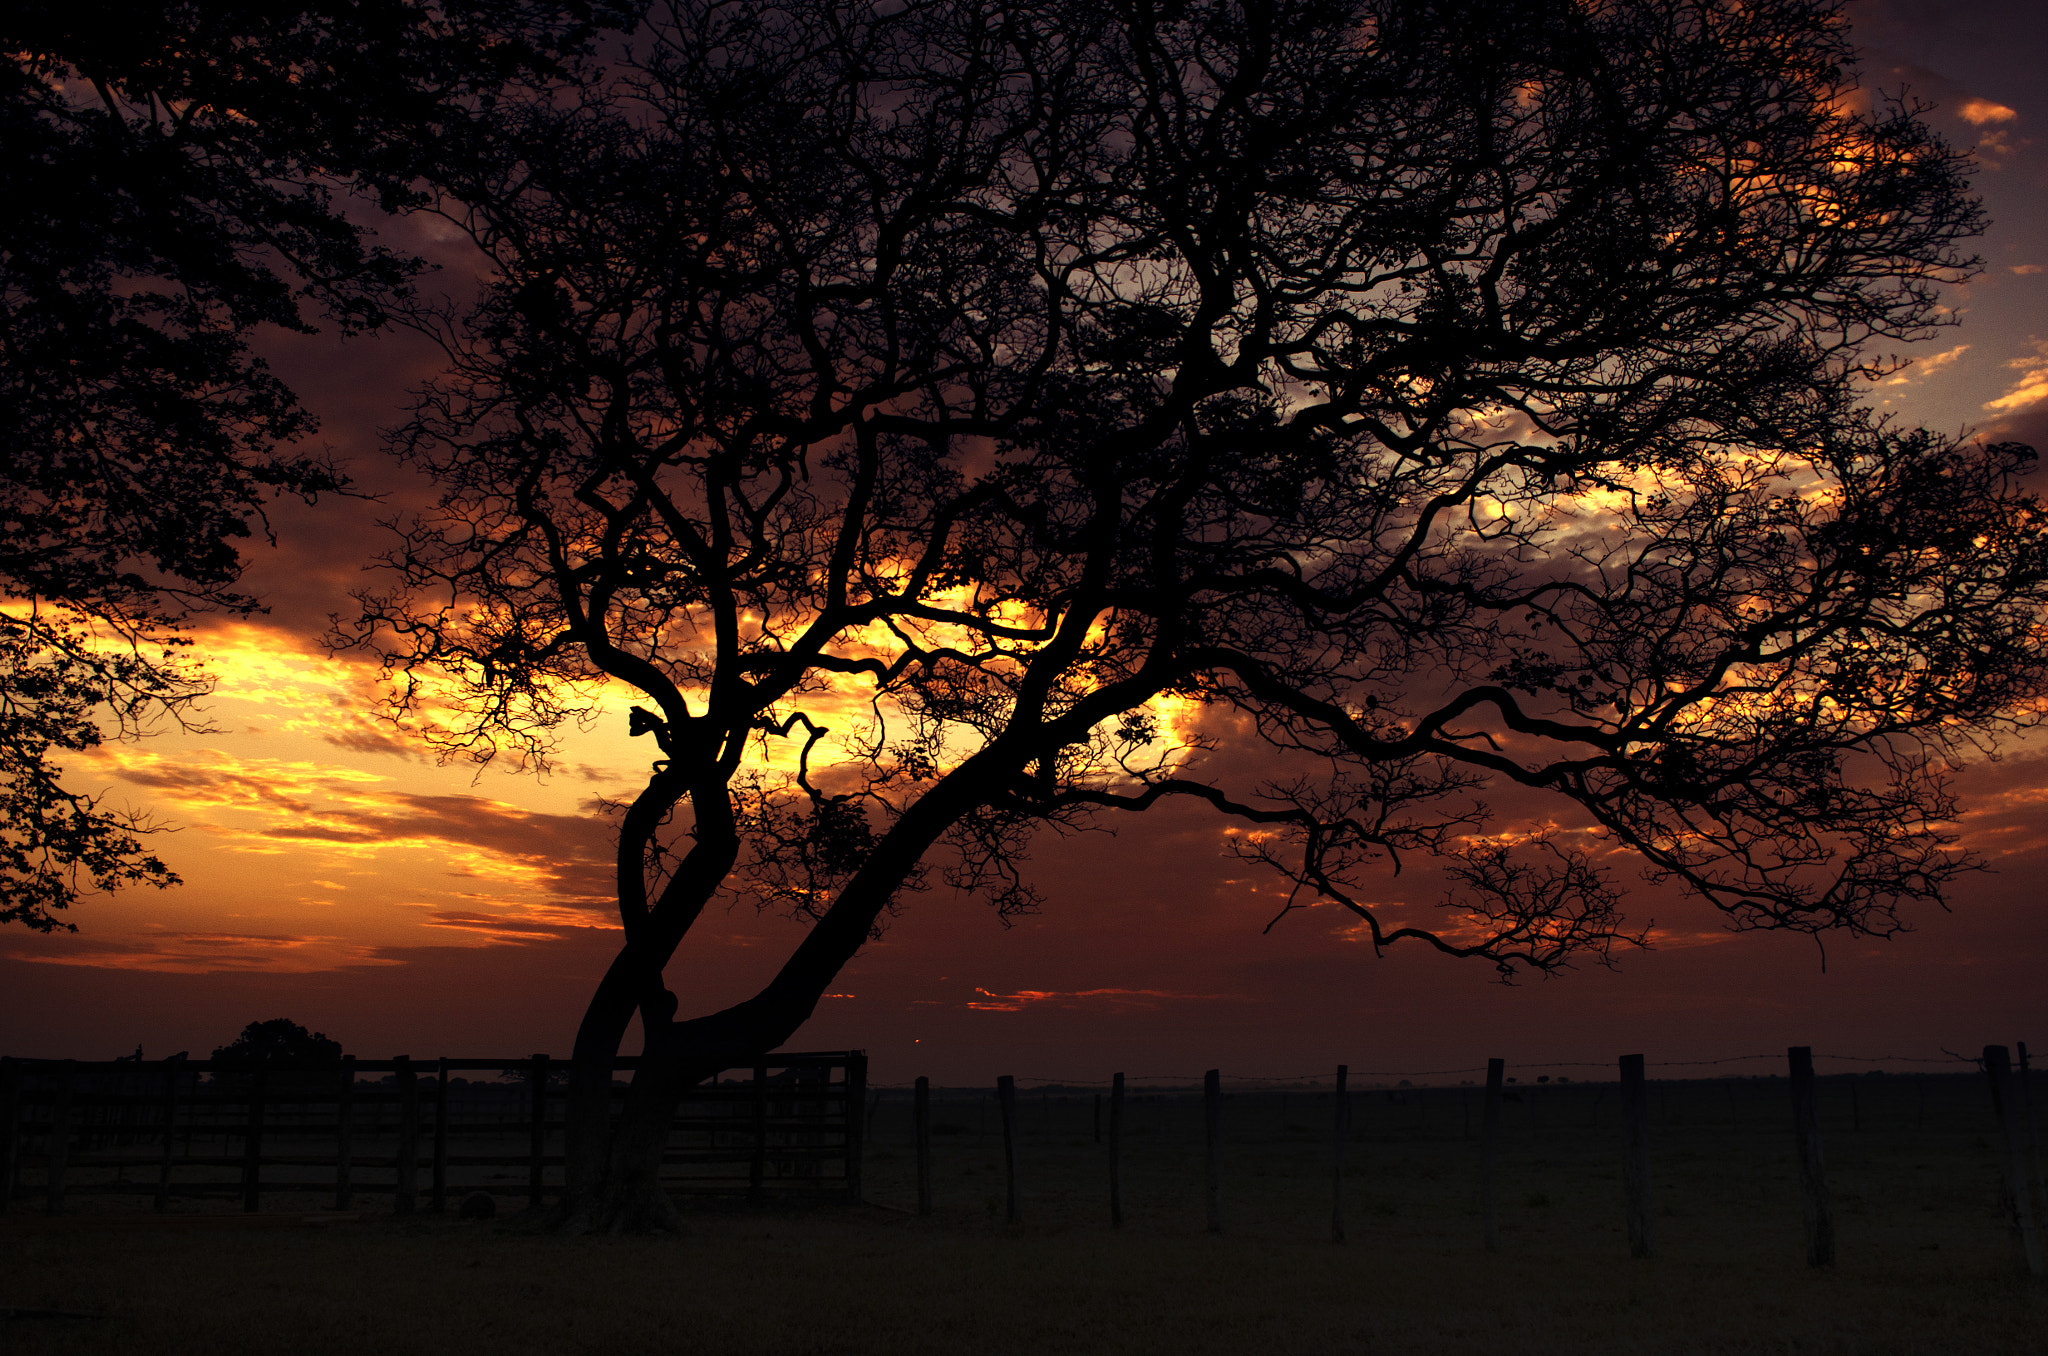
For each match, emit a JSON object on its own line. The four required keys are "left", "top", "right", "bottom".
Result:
{"left": 0, "top": 0, "right": 629, "bottom": 930}
{"left": 210, "top": 1017, "right": 344, "bottom": 1065}
{"left": 335, "top": 0, "right": 2048, "bottom": 1226}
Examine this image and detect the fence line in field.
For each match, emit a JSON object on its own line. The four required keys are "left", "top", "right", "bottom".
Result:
{"left": 4, "top": 1041, "right": 2041, "bottom": 1278}
{"left": 891, "top": 1042, "right": 2045, "bottom": 1278}
{"left": 914, "top": 1050, "right": 1984, "bottom": 1090}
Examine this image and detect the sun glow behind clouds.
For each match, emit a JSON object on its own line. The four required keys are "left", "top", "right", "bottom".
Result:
{"left": 19, "top": 618, "right": 657, "bottom": 966}
{"left": 31, "top": 579, "right": 1209, "bottom": 978}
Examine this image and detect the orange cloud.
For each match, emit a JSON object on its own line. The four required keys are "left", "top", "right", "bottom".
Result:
{"left": 76, "top": 746, "right": 621, "bottom": 926}
{"left": 1984, "top": 338, "right": 2048, "bottom": 414}
{"left": 1958, "top": 98, "right": 2018, "bottom": 125}
{"left": 1884, "top": 343, "right": 1970, "bottom": 386}
{"left": 417, "top": 908, "right": 612, "bottom": 946}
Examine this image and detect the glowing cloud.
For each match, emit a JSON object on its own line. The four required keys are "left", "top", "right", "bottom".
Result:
{"left": 1883, "top": 343, "right": 1969, "bottom": 386}
{"left": 1958, "top": 98, "right": 2018, "bottom": 125}
{"left": 1984, "top": 339, "right": 2048, "bottom": 414}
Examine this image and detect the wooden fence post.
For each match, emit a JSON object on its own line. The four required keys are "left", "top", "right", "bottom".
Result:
{"left": 1982, "top": 1045, "right": 2045, "bottom": 1277}
{"left": 1621, "top": 1053, "right": 1655, "bottom": 1259}
{"left": 844, "top": 1053, "right": 867, "bottom": 1204}
{"left": 46, "top": 1062, "right": 73, "bottom": 1216}
{"left": 1481, "top": 1058, "right": 1503, "bottom": 1252}
{"left": 1331, "top": 1064, "right": 1349, "bottom": 1244}
{"left": 749, "top": 1062, "right": 768, "bottom": 1203}
{"left": 1787, "top": 1046, "right": 1834, "bottom": 1267}
{"left": 527, "top": 1053, "right": 549, "bottom": 1212}
{"left": 241, "top": 1067, "right": 267, "bottom": 1213}
{"left": 155, "top": 1063, "right": 180, "bottom": 1213}
{"left": 1109, "top": 1072, "right": 1125, "bottom": 1228}
{"left": 432, "top": 1057, "right": 450, "bottom": 1212}
{"left": 0, "top": 1060, "right": 19, "bottom": 1216}
{"left": 335, "top": 1056, "right": 356, "bottom": 1211}
{"left": 997, "top": 1075, "right": 1020, "bottom": 1224}
{"left": 2020, "top": 1043, "right": 2046, "bottom": 1229}
{"left": 913, "top": 1076, "right": 932, "bottom": 1217}
{"left": 395, "top": 1056, "right": 419, "bottom": 1215}
{"left": 1204, "top": 1069, "right": 1223, "bottom": 1234}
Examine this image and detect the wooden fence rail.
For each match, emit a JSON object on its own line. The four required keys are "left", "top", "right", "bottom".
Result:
{"left": 0, "top": 1051, "right": 866, "bottom": 1216}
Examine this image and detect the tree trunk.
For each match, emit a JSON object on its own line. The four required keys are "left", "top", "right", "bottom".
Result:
{"left": 593, "top": 1042, "right": 697, "bottom": 1233}
{"left": 568, "top": 752, "right": 1014, "bottom": 1230}
{"left": 559, "top": 787, "right": 736, "bottom": 1232}
{"left": 556, "top": 953, "right": 643, "bottom": 1232}
{"left": 588, "top": 1012, "right": 798, "bottom": 1233}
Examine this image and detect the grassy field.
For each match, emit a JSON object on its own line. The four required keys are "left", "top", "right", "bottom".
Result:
{"left": 3, "top": 1075, "right": 2044, "bottom": 1354}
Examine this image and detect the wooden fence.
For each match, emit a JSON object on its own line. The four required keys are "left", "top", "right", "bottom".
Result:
{"left": 0, "top": 1050, "right": 865, "bottom": 1216}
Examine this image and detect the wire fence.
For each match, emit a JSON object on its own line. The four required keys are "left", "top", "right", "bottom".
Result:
{"left": 850, "top": 1041, "right": 2045, "bottom": 1277}
{"left": 869, "top": 1048, "right": 1988, "bottom": 1091}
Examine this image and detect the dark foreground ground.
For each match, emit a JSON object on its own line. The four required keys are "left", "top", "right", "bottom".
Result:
{"left": 3, "top": 1076, "right": 2044, "bottom": 1354}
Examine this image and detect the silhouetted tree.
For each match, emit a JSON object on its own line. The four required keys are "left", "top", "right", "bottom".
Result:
{"left": 342, "top": 0, "right": 2048, "bottom": 1230}
{"left": 210, "top": 1018, "right": 345, "bottom": 1065}
{"left": 0, "top": 1, "right": 631, "bottom": 930}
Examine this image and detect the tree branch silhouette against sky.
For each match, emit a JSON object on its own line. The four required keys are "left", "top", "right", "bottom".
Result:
{"left": 4, "top": 0, "right": 2048, "bottom": 1221}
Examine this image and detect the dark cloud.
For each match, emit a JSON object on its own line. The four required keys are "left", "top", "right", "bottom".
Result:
{"left": 0, "top": 926, "right": 395, "bottom": 975}
{"left": 1982, "top": 401, "right": 2048, "bottom": 453}
{"left": 272, "top": 791, "right": 617, "bottom": 907}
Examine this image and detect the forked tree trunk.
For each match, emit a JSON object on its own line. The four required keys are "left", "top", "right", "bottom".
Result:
{"left": 579, "top": 1015, "right": 795, "bottom": 1234}
{"left": 558, "top": 803, "right": 739, "bottom": 1232}
{"left": 561, "top": 755, "right": 1011, "bottom": 1231}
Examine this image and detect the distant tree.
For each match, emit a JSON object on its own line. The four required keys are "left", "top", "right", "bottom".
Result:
{"left": 344, "top": 0, "right": 2048, "bottom": 1230}
{"left": 210, "top": 1018, "right": 344, "bottom": 1065}
{"left": 0, "top": 0, "right": 631, "bottom": 931}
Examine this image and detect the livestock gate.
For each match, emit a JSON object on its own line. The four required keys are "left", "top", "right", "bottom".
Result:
{"left": 0, "top": 1050, "right": 867, "bottom": 1215}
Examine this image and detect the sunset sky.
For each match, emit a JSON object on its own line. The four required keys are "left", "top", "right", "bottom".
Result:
{"left": 4, "top": 0, "right": 2046, "bottom": 1086}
